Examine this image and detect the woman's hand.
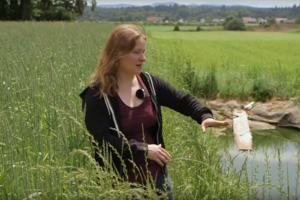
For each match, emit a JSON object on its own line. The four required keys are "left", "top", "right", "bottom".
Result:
{"left": 201, "top": 118, "right": 229, "bottom": 133}
{"left": 147, "top": 144, "right": 171, "bottom": 166}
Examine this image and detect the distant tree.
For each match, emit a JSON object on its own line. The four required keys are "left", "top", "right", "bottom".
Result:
{"left": 206, "top": 16, "right": 212, "bottom": 23}
{"left": 225, "top": 18, "right": 246, "bottom": 31}
{"left": 267, "top": 17, "right": 276, "bottom": 25}
{"left": 296, "top": 16, "right": 300, "bottom": 24}
{"left": 292, "top": 4, "right": 297, "bottom": 16}
{"left": 221, "top": 5, "right": 227, "bottom": 14}
{"left": 8, "top": 0, "right": 20, "bottom": 20}
{"left": 75, "top": 4, "right": 300, "bottom": 23}
{"left": 223, "top": 15, "right": 235, "bottom": 27}
{"left": 119, "top": 16, "right": 124, "bottom": 23}
{"left": 164, "top": 15, "right": 170, "bottom": 21}
{"left": 0, "top": 0, "right": 10, "bottom": 20}
{"left": 18, "top": 0, "right": 32, "bottom": 20}
{"left": 196, "top": 25, "right": 202, "bottom": 31}
{"left": 0, "top": 0, "right": 96, "bottom": 21}
{"left": 237, "top": 11, "right": 242, "bottom": 18}
{"left": 91, "top": 0, "right": 96, "bottom": 12}
{"left": 125, "top": 15, "right": 133, "bottom": 21}
{"left": 173, "top": 24, "right": 180, "bottom": 31}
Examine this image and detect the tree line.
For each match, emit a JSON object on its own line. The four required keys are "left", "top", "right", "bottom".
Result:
{"left": 0, "top": 0, "right": 96, "bottom": 21}
{"left": 1, "top": 2, "right": 300, "bottom": 22}
{"left": 79, "top": 4, "right": 300, "bottom": 22}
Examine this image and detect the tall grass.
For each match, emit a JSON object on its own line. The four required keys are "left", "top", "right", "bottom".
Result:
{"left": 0, "top": 22, "right": 299, "bottom": 200}
{"left": 146, "top": 29, "right": 300, "bottom": 102}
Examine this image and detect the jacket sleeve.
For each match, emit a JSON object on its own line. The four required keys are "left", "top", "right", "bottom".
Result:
{"left": 81, "top": 87, "right": 148, "bottom": 160}
{"left": 151, "top": 75, "right": 214, "bottom": 125}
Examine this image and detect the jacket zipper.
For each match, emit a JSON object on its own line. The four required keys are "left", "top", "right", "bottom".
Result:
{"left": 145, "top": 72, "right": 166, "bottom": 177}
{"left": 150, "top": 88, "right": 166, "bottom": 177}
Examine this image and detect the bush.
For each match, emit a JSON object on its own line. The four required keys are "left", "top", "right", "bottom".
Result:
{"left": 266, "top": 17, "right": 276, "bottom": 25}
{"left": 226, "top": 18, "right": 246, "bottom": 31}
{"left": 223, "top": 15, "right": 235, "bottom": 28}
{"left": 296, "top": 16, "right": 300, "bottom": 24}
{"left": 196, "top": 25, "right": 202, "bottom": 31}
{"left": 173, "top": 24, "right": 180, "bottom": 31}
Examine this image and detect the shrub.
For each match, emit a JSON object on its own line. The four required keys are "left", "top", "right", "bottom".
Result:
{"left": 173, "top": 24, "right": 180, "bottom": 31}
{"left": 196, "top": 25, "right": 202, "bottom": 31}
{"left": 267, "top": 17, "right": 276, "bottom": 25}
{"left": 226, "top": 18, "right": 246, "bottom": 31}
{"left": 223, "top": 15, "right": 235, "bottom": 28}
{"left": 296, "top": 16, "right": 300, "bottom": 24}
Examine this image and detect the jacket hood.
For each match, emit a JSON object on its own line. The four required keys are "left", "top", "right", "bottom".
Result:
{"left": 79, "top": 86, "right": 90, "bottom": 112}
{"left": 79, "top": 83, "right": 101, "bottom": 112}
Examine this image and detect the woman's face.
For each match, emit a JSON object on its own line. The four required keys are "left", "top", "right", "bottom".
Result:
{"left": 118, "top": 37, "right": 147, "bottom": 75}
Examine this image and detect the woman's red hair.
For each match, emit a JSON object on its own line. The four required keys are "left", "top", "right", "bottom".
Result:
{"left": 90, "top": 24, "right": 146, "bottom": 97}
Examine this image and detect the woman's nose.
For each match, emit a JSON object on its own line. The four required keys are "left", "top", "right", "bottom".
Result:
{"left": 140, "top": 53, "right": 146, "bottom": 62}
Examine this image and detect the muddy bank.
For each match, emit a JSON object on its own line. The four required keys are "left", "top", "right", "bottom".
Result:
{"left": 248, "top": 24, "right": 300, "bottom": 32}
{"left": 202, "top": 99, "right": 300, "bottom": 135}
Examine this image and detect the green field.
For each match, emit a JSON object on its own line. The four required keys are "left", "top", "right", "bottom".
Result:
{"left": 143, "top": 25, "right": 300, "bottom": 101}
{"left": 0, "top": 22, "right": 299, "bottom": 200}
{"left": 143, "top": 25, "right": 224, "bottom": 32}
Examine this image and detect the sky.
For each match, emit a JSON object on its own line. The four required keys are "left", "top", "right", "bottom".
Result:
{"left": 96, "top": 0, "right": 299, "bottom": 8}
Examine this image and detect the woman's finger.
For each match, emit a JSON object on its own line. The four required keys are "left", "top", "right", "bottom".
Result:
{"left": 212, "top": 120, "right": 229, "bottom": 127}
{"left": 160, "top": 147, "right": 171, "bottom": 158}
{"left": 201, "top": 124, "right": 206, "bottom": 133}
{"left": 155, "top": 157, "right": 164, "bottom": 166}
{"left": 158, "top": 154, "right": 170, "bottom": 164}
{"left": 205, "top": 120, "right": 229, "bottom": 128}
{"left": 159, "top": 151, "right": 171, "bottom": 163}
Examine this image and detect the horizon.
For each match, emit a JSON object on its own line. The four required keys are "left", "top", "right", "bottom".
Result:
{"left": 95, "top": 0, "right": 299, "bottom": 8}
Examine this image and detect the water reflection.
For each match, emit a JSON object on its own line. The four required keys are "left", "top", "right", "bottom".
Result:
{"left": 219, "top": 128, "right": 300, "bottom": 199}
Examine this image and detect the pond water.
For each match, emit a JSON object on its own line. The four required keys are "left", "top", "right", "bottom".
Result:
{"left": 218, "top": 127, "right": 300, "bottom": 199}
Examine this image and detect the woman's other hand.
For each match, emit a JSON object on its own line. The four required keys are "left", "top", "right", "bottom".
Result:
{"left": 201, "top": 118, "right": 229, "bottom": 133}
{"left": 147, "top": 144, "right": 171, "bottom": 166}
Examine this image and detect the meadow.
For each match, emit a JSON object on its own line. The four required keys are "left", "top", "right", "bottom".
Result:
{"left": 0, "top": 22, "right": 300, "bottom": 200}
{"left": 144, "top": 25, "right": 300, "bottom": 102}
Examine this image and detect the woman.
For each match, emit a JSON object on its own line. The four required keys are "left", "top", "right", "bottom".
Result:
{"left": 79, "top": 24, "right": 229, "bottom": 199}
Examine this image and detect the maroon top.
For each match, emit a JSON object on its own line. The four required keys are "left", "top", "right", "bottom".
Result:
{"left": 117, "top": 75, "right": 162, "bottom": 184}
